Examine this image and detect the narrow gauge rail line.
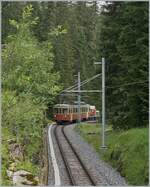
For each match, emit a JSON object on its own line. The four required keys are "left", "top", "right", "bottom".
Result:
{"left": 54, "top": 125, "right": 96, "bottom": 186}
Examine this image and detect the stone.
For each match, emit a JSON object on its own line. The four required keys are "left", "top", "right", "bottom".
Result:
{"left": 12, "top": 170, "right": 39, "bottom": 186}
{"left": 6, "top": 170, "right": 13, "bottom": 178}
{"left": 9, "top": 143, "right": 23, "bottom": 161}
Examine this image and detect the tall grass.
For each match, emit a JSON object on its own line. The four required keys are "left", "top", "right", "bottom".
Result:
{"left": 76, "top": 123, "right": 149, "bottom": 185}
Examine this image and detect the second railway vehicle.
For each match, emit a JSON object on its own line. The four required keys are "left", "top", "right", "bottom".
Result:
{"left": 53, "top": 104, "right": 98, "bottom": 124}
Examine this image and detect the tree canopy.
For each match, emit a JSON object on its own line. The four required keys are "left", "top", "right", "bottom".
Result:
{"left": 2, "top": 1, "right": 148, "bottom": 131}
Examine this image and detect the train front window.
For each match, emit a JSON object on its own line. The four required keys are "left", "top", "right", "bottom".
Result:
{"left": 73, "top": 107, "right": 78, "bottom": 113}
{"left": 58, "top": 108, "right": 61, "bottom": 114}
{"left": 54, "top": 108, "right": 58, "bottom": 114}
{"left": 62, "top": 108, "right": 68, "bottom": 114}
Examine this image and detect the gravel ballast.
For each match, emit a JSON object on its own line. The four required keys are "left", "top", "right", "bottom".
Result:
{"left": 64, "top": 124, "right": 127, "bottom": 186}
{"left": 48, "top": 124, "right": 127, "bottom": 186}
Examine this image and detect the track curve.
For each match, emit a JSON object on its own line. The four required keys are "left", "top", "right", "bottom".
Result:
{"left": 54, "top": 124, "right": 96, "bottom": 186}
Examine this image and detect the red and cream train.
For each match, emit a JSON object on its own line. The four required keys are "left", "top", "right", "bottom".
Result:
{"left": 53, "top": 103, "right": 99, "bottom": 124}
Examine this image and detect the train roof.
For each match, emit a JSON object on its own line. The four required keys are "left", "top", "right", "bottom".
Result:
{"left": 53, "top": 104, "right": 90, "bottom": 108}
{"left": 54, "top": 104, "right": 69, "bottom": 108}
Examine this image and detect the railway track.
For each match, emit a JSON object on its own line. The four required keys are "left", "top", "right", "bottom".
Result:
{"left": 53, "top": 124, "right": 96, "bottom": 186}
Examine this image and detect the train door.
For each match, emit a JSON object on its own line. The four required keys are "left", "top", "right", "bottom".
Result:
{"left": 69, "top": 105, "right": 73, "bottom": 122}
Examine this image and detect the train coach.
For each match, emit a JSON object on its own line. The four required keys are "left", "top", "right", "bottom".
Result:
{"left": 53, "top": 104, "right": 97, "bottom": 124}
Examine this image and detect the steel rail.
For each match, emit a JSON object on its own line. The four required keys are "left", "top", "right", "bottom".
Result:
{"left": 62, "top": 126, "right": 96, "bottom": 186}
{"left": 53, "top": 125, "right": 76, "bottom": 185}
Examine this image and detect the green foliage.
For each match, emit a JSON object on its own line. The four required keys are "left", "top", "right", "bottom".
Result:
{"left": 2, "top": 2, "right": 149, "bottom": 184}
{"left": 49, "top": 25, "right": 67, "bottom": 36}
{"left": 76, "top": 123, "right": 149, "bottom": 185}
{"left": 2, "top": 2, "right": 26, "bottom": 43}
{"left": 1, "top": 128, "right": 15, "bottom": 185}
{"left": 16, "top": 160, "right": 39, "bottom": 175}
{"left": 2, "top": 5, "right": 61, "bottom": 105}
{"left": 2, "top": 4, "right": 61, "bottom": 184}
{"left": 97, "top": 2, "right": 148, "bottom": 129}
{"left": 3, "top": 2, "right": 148, "bottom": 129}
{"left": 2, "top": 91, "right": 45, "bottom": 143}
{"left": 104, "top": 128, "right": 149, "bottom": 185}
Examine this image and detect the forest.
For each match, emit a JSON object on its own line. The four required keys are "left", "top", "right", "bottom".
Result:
{"left": 2, "top": 1, "right": 148, "bottom": 185}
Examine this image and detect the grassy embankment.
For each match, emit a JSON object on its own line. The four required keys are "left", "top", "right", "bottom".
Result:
{"left": 75, "top": 122, "right": 149, "bottom": 185}
{"left": 2, "top": 127, "right": 41, "bottom": 185}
